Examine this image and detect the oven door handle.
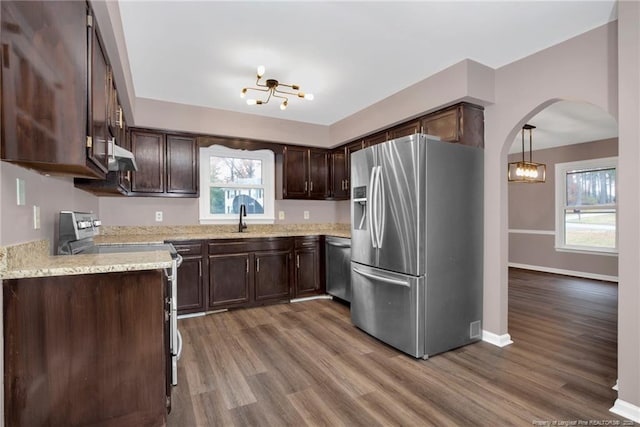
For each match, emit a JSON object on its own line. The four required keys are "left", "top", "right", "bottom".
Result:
{"left": 176, "top": 329, "right": 183, "bottom": 360}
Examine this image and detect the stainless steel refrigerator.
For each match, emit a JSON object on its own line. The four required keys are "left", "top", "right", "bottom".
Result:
{"left": 350, "top": 134, "right": 483, "bottom": 358}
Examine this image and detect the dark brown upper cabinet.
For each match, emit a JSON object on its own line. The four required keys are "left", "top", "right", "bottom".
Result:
{"left": 283, "top": 146, "right": 329, "bottom": 199}
{"left": 363, "top": 131, "right": 388, "bottom": 148}
{"left": 388, "top": 119, "right": 421, "bottom": 140}
{"left": 129, "top": 129, "right": 199, "bottom": 197}
{"left": 330, "top": 140, "right": 363, "bottom": 200}
{"left": 0, "top": 1, "right": 106, "bottom": 178}
{"left": 421, "top": 103, "right": 485, "bottom": 148}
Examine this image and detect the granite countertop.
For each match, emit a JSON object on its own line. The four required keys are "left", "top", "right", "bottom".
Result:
{"left": 0, "top": 240, "right": 173, "bottom": 280}
{"left": 95, "top": 229, "right": 351, "bottom": 245}
{"left": 0, "top": 224, "right": 350, "bottom": 280}
{"left": 95, "top": 223, "right": 350, "bottom": 245}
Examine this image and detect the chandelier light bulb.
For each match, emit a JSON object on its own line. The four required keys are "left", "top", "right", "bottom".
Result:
{"left": 280, "top": 100, "right": 288, "bottom": 110}
{"left": 305, "top": 93, "right": 314, "bottom": 101}
{"left": 246, "top": 99, "right": 257, "bottom": 105}
{"left": 240, "top": 88, "right": 247, "bottom": 98}
{"left": 256, "top": 65, "right": 265, "bottom": 78}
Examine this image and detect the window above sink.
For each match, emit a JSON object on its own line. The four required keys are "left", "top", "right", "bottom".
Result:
{"left": 199, "top": 145, "right": 275, "bottom": 224}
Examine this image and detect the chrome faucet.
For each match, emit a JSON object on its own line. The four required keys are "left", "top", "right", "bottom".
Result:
{"left": 238, "top": 204, "right": 247, "bottom": 232}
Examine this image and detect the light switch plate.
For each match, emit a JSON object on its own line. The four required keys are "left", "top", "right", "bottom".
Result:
{"left": 33, "top": 205, "right": 41, "bottom": 230}
{"left": 16, "top": 178, "right": 25, "bottom": 206}
{"left": 278, "top": 211, "right": 285, "bottom": 220}
{"left": 303, "top": 211, "right": 310, "bottom": 220}
{"left": 155, "top": 211, "right": 163, "bottom": 222}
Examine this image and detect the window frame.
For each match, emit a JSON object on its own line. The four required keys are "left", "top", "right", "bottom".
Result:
{"left": 199, "top": 145, "right": 275, "bottom": 225}
{"left": 554, "top": 156, "right": 618, "bottom": 255}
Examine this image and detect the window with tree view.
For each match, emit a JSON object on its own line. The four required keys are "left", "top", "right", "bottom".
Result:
{"left": 199, "top": 146, "right": 274, "bottom": 224}
{"left": 555, "top": 157, "right": 617, "bottom": 253}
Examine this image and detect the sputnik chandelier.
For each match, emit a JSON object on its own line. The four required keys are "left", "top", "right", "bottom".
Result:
{"left": 241, "top": 65, "right": 314, "bottom": 110}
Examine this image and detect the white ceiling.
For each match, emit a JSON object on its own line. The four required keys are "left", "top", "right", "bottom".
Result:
{"left": 118, "top": 0, "right": 618, "bottom": 145}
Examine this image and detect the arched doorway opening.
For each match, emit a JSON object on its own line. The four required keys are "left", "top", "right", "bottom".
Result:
{"left": 504, "top": 98, "right": 619, "bottom": 399}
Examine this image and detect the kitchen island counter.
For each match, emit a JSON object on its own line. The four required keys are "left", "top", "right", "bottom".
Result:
{"left": 0, "top": 240, "right": 172, "bottom": 280}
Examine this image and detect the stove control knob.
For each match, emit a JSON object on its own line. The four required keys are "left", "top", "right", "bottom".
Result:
{"left": 77, "top": 220, "right": 92, "bottom": 229}
{"left": 93, "top": 220, "right": 102, "bottom": 227}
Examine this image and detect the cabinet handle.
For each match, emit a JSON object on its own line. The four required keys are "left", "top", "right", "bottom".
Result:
{"left": 256, "top": 258, "right": 260, "bottom": 272}
{"left": 310, "top": 181, "right": 313, "bottom": 192}
{"left": 117, "top": 106, "right": 123, "bottom": 129}
{"left": 246, "top": 259, "right": 249, "bottom": 274}
{"left": 198, "top": 262, "right": 202, "bottom": 277}
{"left": 296, "top": 254, "right": 300, "bottom": 269}
{"left": 304, "top": 181, "right": 308, "bottom": 192}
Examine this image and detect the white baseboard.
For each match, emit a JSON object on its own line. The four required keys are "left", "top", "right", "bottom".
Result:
{"left": 482, "top": 330, "right": 513, "bottom": 347}
{"left": 290, "top": 295, "right": 333, "bottom": 303}
{"left": 610, "top": 398, "right": 640, "bottom": 423}
{"left": 508, "top": 262, "right": 618, "bottom": 283}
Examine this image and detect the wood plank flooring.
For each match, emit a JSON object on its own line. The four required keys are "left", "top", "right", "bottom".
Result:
{"left": 168, "top": 268, "right": 629, "bottom": 426}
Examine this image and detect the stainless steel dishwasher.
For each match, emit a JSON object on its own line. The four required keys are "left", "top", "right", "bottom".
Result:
{"left": 325, "top": 236, "right": 351, "bottom": 302}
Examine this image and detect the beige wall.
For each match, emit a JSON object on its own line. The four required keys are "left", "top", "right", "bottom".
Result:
{"left": 615, "top": 0, "right": 640, "bottom": 412}
{"left": 97, "top": 196, "right": 345, "bottom": 226}
{"left": 0, "top": 163, "right": 99, "bottom": 249}
{"left": 483, "top": 20, "right": 618, "bottom": 344}
{"left": 508, "top": 139, "right": 618, "bottom": 279}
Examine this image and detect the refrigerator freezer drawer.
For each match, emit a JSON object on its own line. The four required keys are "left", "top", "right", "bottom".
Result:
{"left": 350, "top": 262, "right": 424, "bottom": 358}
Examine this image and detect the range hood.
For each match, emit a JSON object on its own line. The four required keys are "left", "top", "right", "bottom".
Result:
{"left": 108, "top": 141, "right": 138, "bottom": 172}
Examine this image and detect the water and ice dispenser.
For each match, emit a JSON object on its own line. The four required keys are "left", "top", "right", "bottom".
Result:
{"left": 353, "top": 186, "right": 367, "bottom": 230}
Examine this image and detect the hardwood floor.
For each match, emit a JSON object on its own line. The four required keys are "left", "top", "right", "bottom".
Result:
{"left": 168, "top": 268, "right": 628, "bottom": 426}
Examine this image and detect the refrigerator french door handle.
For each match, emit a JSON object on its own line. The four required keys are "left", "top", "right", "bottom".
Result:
{"left": 352, "top": 266, "right": 411, "bottom": 287}
{"left": 376, "top": 165, "right": 385, "bottom": 248}
{"left": 368, "top": 166, "right": 377, "bottom": 248}
{"left": 372, "top": 165, "right": 382, "bottom": 248}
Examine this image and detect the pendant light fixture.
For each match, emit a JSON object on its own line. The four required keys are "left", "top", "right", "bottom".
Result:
{"left": 241, "top": 65, "right": 314, "bottom": 110}
{"left": 507, "top": 124, "right": 546, "bottom": 183}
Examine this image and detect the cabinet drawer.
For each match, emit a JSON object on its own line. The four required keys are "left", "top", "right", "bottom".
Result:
{"left": 208, "top": 238, "right": 292, "bottom": 254}
{"left": 208, "top": 241, "right": 252, "bottom": 255}
{"left": 172, "top": 243, "right": 203, "bottom": 255}
{"left": 295, "top": 236, "right": 320, "bottom": 249}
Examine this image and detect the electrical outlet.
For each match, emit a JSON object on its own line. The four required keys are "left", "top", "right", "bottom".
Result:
{"left": 33, "top": 205, "right": 41, "bottom": 230}
{"left": 278, "top": 211, "right": 285, "bottom": 220}
{"left": 303, "top": 210, "right": 310, "bottom": 220}
{"left": 155, "top": 211, "right": 163, "bottom": 222}
{"left": 16, "top": 178, "right": 25, "bottom": 206}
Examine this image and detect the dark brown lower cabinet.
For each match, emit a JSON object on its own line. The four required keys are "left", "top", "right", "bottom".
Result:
{"left": 207, "top": 238, "right": 293, "bottom": 310}
{"left": 169, "top": 240, "right": 206, "bottom": 314}
{"left": 255, "top": 249, "right": 291, "bottom": 302}
{"left": 294, "top": 236, "right": 324, "bottom": 298}
{"left": 209, "top": 251, "right": 251, "bottom": 309}
{"left": 3, "top": 270, "right": 168, "bottom": 427}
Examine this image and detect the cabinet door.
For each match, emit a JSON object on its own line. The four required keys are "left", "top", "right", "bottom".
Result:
{"left": 130, "top": 130, "right": 165, "bottom": 193}
{"left": 0, "top": 1, "right": 96, "bottom": 177}
{"left": 166, "top": 134, "right": 198, "bottom": 195}
{"left": 283, "top": 146, "right": 308, "bottom": 199}
{"left": 309, "top": 149, "right": 329, "bottom": 199}
{"left": 389, "top": 120, "right": 421, "bottom": 140}
{"left": 421, "top": 107, "right": 460, "bottom": 142}
{"left": 295, "top": 247, "right": 321, "bottom": 297}
{"left": 363, "top": 131, "right": 388, "bottom": 147}
{"left": 254, "top": 250, "right": 291, "bottom": 302}
{"left": 208, "top": 253, "right": 251, "bottom": 308}
{"left": 331, "top": 148, "right": 348, "bottom": 200}
{"left": 3, "top": 271, "right": 167, "bottom": 426}
{"left": 176, "top": 256, "right": 205, "bottom": 313}
{"left": 88, "top": 18, "right": 110, "bottom": 174}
